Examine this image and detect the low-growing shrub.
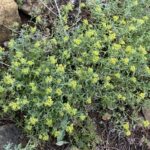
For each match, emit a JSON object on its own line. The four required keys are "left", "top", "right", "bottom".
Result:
{"left": 0, "top": 0, "right": 150, "bottom": 148}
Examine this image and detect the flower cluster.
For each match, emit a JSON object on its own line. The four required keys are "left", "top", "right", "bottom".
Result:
{"left": 0, "top": 0, "right": 149, "bottom": 148}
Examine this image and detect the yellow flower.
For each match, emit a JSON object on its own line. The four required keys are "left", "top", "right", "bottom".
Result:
{"left": 112, "top": 43, "right": 121, "bottom": 50}
{"left": 102, "top": 22, "right": 107, "bottom": 28}
{"left": 34, "top": 41, "right": 40, "bottom": 48}
{"left": 145, "top": 66, "right": 150, "bottom": 74}
{"left": 21, "top": 67, "right": 29, "bottom": 75}
{"left": 137, "top": 19, "right": 145, "bottom": 25}
{"left": 117, "top": 94, "right": 122, "bottom": 99}
{"left": 56, "top": 64, "right": 65, "bottom": 74}
{"left": 117, "top": 94, "right": 126, "bottom": 101}
{"left": 8, "top": 39, "right": 15, "bottom": 49}
{"left": 64, "top": 25, "right": 69, "bottom": 30}
{"left": 0, "top": 46, "right": 5, "bottom": 52}
{"left": 122, "top": 58, "right": 129, "bottom": 65}
{"left": 45, "top": 119, "right": 53, "bottom": 127}
{"left": 68, "top": 80, "right": 77, "bottom": 89}
{"left": 88, "top": 67, "right": 93, "bottom": 74}
{"left": 130, "top": 77, "right": 137, "bottom": 83}
{"left": 93, "top": 41, "right": 102, "bottom": 48}
{"left": 73, "top": 39, "right": 82, "bottom": 45}
{"left": 20, "top": 58, "right": 27, "bottom": 64}
{"left": 113, "top": 15, "right": 119, "bottom": 22}
{"left": 49, "top": 56, "right": 57, "bottom": 64}
{"left": 36, "top": 15, "right": 42, "bottom": 23}
{"left": 114, "top": 73, "right": 121, "bottom": 79}
{"left": 56, "top": 79, "right": 62, "bottom": 84}
{"left": 86, "top": 97, "right": 92, "bottom": 104}
{"left": 105, "top": 76, "right": 111, "bottom": 81}
{"left": 122, "top": 96, "right": 126, "bottom": 101}
{"left": 15, "top": 51, "right": 23, "bottom": 58}
{"left": 80, "top": 3, "right": 86, "bottom": 8}
{"left": 125, "top": 130, "right": 131, "bottom": 136}
{"left": 92, "top": 55, "right": 99, "bottom": 63}
{"left": 53, "top": 130, "right": 60, "bottom": 138}
{"left": 119, "top": 39, "right": 125, "bottom": 45}
{"left": 55, "top": 88, "right": 62, "bottom": 96}
{"left": 120, "top": 19, "right": 126, "bottom": 25}
{"left": 80, "top": 114, "right": 86, "bottom": 121}
{"left": 0, "top": 86, "right": 4, "bottom": 93}
{"left": 95, "top": 6, "right": 102, "bottom": 12}
{"left": 29, "top": 82, "right": 37, "bottom": 92}
{"left": 39, "top": 133, "right": 49, "bottom": 141}
{"left": 63, "top": 36, "right": 69, "bottom": 42}
{"left": 71, "top": 108, "right": 77, "bottom": 116}
{"left": 45, "top": 76, "right": 53, "bottom": 83}
{"left": 63, "top": 50, "right": 70, "bottom": 59}
{"left": 143, "top": 16, "right": 149, "bottom": 21}
{"left": 27, "top": 60, "right": 34, "bottom": 66}
{"left": 22, "top": 98, "right": 29, "bottom": 105}
{"left": 44, "top": 68, "right": 49, "bottom": 74}
{"left": 123, "top": 122, "right": 130, "bottom": 130}
{"left": 83, "top": 19, "right": 88, "bottom": 25}
{"left": 106, "top": 25, "right": 112, "bottom": 30}
{"left": 85, "top": 30, "right": 96, "bottom": 38}
{"left": 130, "top": 66, "right": 136, "bottom": 72}
{"left": 3, "top": 74, "right": 15, "bottom": 85}
{"left": 66, "top": 2, "right": 73, "bottom": 11}
{"left": 133, "top": 0, "right": 138, "bottom": 6}
{"left": 44, "top": 96, "right": 53, "bottom": 107}
{"left": 3, "top": 106, "right": 9, "bottom": 113}
{"left": 29, "top": 116, "right": 38, "bottom": 125}
{"left": 25, "top": 125, "right": 32, "bottom": 131}
{"left": 63, "top": 16, "right": 67, "bottom": 24}
{"left": 91, "top": 73, "right": 99, "bottom": 84}
{"left": 128, "top": 24, "right": 136, "bottom": 31}
{"left": 77, "top": 57, "right": 83, "bottom": 63}
{"left": 64, "top": 103, "right": 71, "bottom": 111}
{"left": 139, "top": 45, "right": 147, "bottom": 55}
{"left": 108, "top": 33, "right": 116, "bottom": 41}
{"left": 104, "top": 82, "right": 114, "bottom": 89}
{"left": 45, "top": 87, "right": 52, "bottom": 94}
{"left": 125, "top": 46, "right": 134, "bottom": 54}
{"left": 30, "top": 26, "right": 36, "bottom": 33}
{"left": 66, "top": 124, "right": 74, "bottom": 134}
{"left": 143, "top": 120, "right": 150, "bottom": 128}
{"left": 51, "top": 38, "right": 57, "bottom": 45}
{"left": 92, "top": 50, "right": 99, "bottom": 56}
{"left": 109, "top": 58, "right": 118, "bottom": 65}
{"left": 139, "top": 92, "right": 145, "bottom": 99}
{"left": 63, "top": 103, "right": 77, "bottom": 116}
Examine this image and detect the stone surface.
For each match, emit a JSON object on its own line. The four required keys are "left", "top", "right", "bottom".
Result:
{"left": 0, "top": 0, "right": 20, "bottom": 43}
{"left": 0, "top": 124, "right": 22, "bottom": 149}
{"left": 20, "top": 0, "right": 43, "bottom": 15}
{"left": 143, "top": 108, "right": 150, "bottom": 121}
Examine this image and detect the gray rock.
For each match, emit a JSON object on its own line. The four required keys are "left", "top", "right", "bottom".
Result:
{"left": 0, "top": 124, "right": 22, "bottom": 149}
{"left": 143, "top": 108, "right": 150, "bottom": 121}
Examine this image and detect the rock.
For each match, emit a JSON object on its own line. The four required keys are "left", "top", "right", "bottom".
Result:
{"left": 143, "top": 108, "right": 150, "bottom": 121}
{"left": 0, "top": 124, "right": 22, "bottom": 149}
{"left": 20, "top": 0, "right": 44, "bottom": 16}
{"left": 0, "top": 0, "right": 21, "bottom": 43}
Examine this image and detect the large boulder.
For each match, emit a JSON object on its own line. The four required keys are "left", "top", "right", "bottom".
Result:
{"left": 0, "top": 0, "right": 20, "bottom": 43}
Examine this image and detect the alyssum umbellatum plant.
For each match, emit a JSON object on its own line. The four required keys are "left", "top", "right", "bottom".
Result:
{"left": 0, "top": 0, "right": 150, "bottom": 148}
